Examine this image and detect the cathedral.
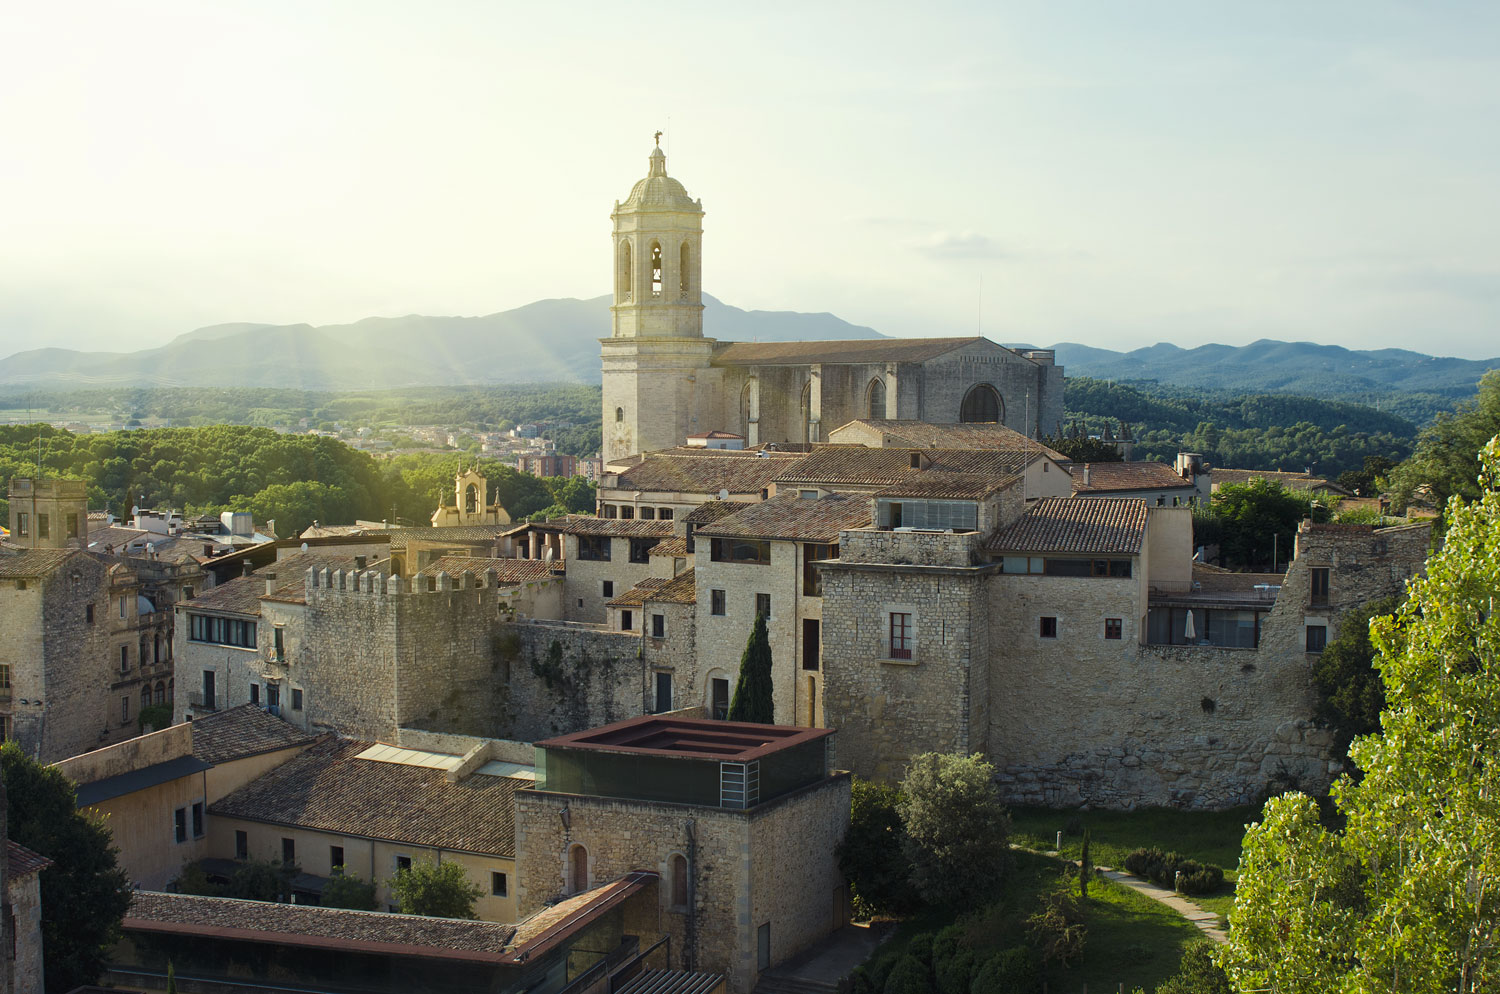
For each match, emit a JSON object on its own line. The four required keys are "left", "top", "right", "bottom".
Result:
{"left": 601, "top": 140, "right": 1066, "bottom": 463}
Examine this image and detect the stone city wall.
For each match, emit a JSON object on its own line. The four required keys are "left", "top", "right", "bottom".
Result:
{"left": 497, "top": 621, "right": 647, "bottom": 741}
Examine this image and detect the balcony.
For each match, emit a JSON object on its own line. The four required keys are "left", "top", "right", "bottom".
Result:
{"left": 188, "top": 691, "right": 217, "bottom": 712}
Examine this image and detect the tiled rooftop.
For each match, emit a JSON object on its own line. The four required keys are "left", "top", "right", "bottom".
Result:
{"left": 609, "top": 568, "right": 696, "bottom": 607}
{"left": 209, "top": 738, "right": 527, "bottom": 856}
{"left": 607, "top": 451, "right": 798, "bottom": 496}
{"left": 774, "top": 446, "right": 1031, "bottom": 489}
{"left": 696, "top": 493, "right": 870, "bottom": 543}
{"left": 832, "top": 419, "right": 1066, "bottom": 458}
{"left": 683, "top": 501, "right": 754, "bottom": 525}
{"left": 986, "top": 497, "right": 1149, "bottom": 555}
{"left": 416, "top": 556, "right": 559, "bottom": 583}
{"left": 1070, "top": 461, "right": 1194, "bottom": 493}
{"left": 7, "top": 839, "right": 52, "bottom": 878}
{"left": 607, "top": 576, "right": 669, "bottom": 607}
{"left": 260, "top": 552, "right": 387, "bottom": 604}
{"left": 649, "top": 537, "right": 690, "bottom": 558}
{"left": 873, "top": 471, "right": 1013, "bottom": 500}
{"left": 530, "top": 516, "right": 676, "bottom": 538}
{"left": 712, "top": 337, "right": 984, "bottom": 366}
{"left": 0, "top": 546, "right": 75, "bottom": 578}
{"left": 191, "top": 704, "right": 319, "bottom": 766}
{"left": 182, "top": 574, "right": 266, "bottom": 617}
{"left": 124, "top": 891, "right": 516, "bottom": 959}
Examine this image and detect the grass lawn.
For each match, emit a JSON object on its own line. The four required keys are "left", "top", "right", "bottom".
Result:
{"left": 857, "top": 850, "right": 1207, "bottom": 994}
{"left": 1008, "top": 805, "right": 1260, "bottom": 922}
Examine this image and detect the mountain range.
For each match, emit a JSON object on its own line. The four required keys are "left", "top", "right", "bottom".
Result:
{"left": 1, "top": 297, "right": 1494, "bottom": 403}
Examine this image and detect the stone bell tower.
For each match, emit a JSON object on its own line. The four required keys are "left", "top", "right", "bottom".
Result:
{"left": 601, "top": 136, "right": 719, "bottom": 464}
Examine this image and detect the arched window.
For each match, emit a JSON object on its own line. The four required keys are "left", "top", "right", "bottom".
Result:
{"left": 168, "top": 678, "right": 174, "bottom": 701}
{"left": 670, "top": 853, "right": 689, "bottom": 908}
{"left": 959, "top": 384, "right": 1003, "bottom": 423}
{"left": 650, "top": 242, "right": 663, "bottom": 297}
{"left": 617, "top": 240, "right": 632, "bottom": 300}
{"left": 740, "top": 382, "right": 754, "bottom": 434}
{"left": 141, "top": 686, "right": 151, "bottom": 710}
{"left": 679, "top": 242, "right": 691, "bottom": 298}
{"left": 867, "top": 378, "right": 886, "bottom": 420}
{"left": 153, "top": 634, "right": 161, "bottom": 663}
{"left": 569, "top": 844, "right": 589, "bottom": 895}
{"left": 155, "top": 681, "right": 166, "bottom": 705}
{"left": 800, "top": 381, "right": 813, "bottom": 443}
{"left": 464, "top": 483, "right": 479, "bottom": 514}
{"left": 615, "top": 407, "right": 624, "bottom": 423}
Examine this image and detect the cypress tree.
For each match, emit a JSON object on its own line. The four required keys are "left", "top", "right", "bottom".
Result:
{"left": 727, "top": 611, "right": 774, "bottom": 723}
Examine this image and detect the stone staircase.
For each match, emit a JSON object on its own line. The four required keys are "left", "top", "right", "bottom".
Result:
{"left": 752, "top": 975, "right": 839, "bottom": 994}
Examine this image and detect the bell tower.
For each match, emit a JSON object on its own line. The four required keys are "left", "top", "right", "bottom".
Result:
{"left": 601, "top": 137, "right": 719, "bottom": 464}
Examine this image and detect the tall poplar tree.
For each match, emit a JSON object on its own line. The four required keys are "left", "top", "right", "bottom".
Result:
{"left": 727, "top": 611, "right": 774, "bottom": 723}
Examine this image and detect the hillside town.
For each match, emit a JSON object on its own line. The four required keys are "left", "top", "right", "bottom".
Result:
{"left": 0, "top": 141, "right": 1467, "bottom": 994}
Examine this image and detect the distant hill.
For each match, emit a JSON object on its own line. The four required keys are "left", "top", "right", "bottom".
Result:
{"left": 1048, "top": 339, "right": 1498, "bottom": 404}
{"left": 0, "top": 295, "right": 884, "bottom": 390}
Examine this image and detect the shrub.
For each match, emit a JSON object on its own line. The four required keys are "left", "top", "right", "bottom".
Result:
{"left": 838, "top": 779, "right": 919, "bottom": 918}
{"left": 881, "top": 955, "right": 930, "bottom": 994}
{"left": 898, "top": 753, "right": 1011, "bottom": 906}
{"left": 1025, "top": 892, "right": 1086, "bottom": 967}
{"left": 322, "top": 871, "right": 379, "bottom": 910}
{"left": 931, "top": 924, "right": 964, "bottom": 967}
{"left": 173, "top": 860, "right": 221, "bottom": 897}
{"left": 969, "top": 946, "right": 1039, "bottom": 994}
{"left": 1122, "top": 847, "right": 1225, "bottom": 894}
{"left": 905, "top": 932, "right": 934, "bottom": 966}
{"left": 225, "top": 859, "right": 293, "bottom": 902}
{"left": 934, "top": 947, "right": 975, "bottom": 994}
{"left": 1174, "top": 860, "right": 1225, "bottom": 895}
{"left": 1154, "top": 942, "right": 1233, "bottom": 994}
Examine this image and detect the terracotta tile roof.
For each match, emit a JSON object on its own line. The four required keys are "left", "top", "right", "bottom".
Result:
{"left": 124, "top": 891, "right": 517, "bottom": 959}
{"left": 508, "top": 873, "right": 655, "bottom": 960}
{"left": 416, "top": 556, "right": 559, "bottom": 583}
{"left": 610, "top": 568, "right": 697, "bottom": 607}
{"left": 191, "top": 704, "right": 320, "bottom": 766}
{"left": 712, "top": 337, "right": 982, "bottom": 366}
{"left": 684, "top": 501, "right": 754, "bottom": 525}
{"left": 84, "top": 525, "right": 151, "bottom": 552}
{"left": 209, "top": 738, "right": 526, "bottom": 856}
{"left": 0, "top": 546, "right": 75, "bottom": 578}
{"left": 831, "top": 419, "right": 1067, "bottom": 459}
{"left": 686, "top": 430, "right": 744, "bottom": 440}
{"left": 385, "top": 525, "right": 514, "bottom": 548}
{"left": 7, "top": 839, "right": 52, "bottom": 878}
{"left": 649, "top": 538, "right": 690, "bottom": 558}
{"left": 697, "top": 493, "right": 871, "bottom": 543}
{"left": 1212, "top": 468, "right": 1350, "bottom": 495}
{"left": 874, "top": 472, "right": 1013, "bottom": 500}
{"left": 608, "top": 452, "right": 798, "bottom": 496}
{"left": 182, "top": 574, "right": 265, "bottom": 617}
{"left": 986, "top": 497, "right": 1149, "bottom": 555}
{"left": 1070, "top": 461, "right": 1194, "bottom": 493}
{"left": 531, "top": 516, "right": 675, "bottom": 538}
{"left": 774, "top": 446, "right": 1031, "bottom": 489}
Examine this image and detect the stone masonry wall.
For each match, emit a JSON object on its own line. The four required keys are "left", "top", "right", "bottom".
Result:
{"left": 498, "top": 621, "right": 647, "bottom": 741}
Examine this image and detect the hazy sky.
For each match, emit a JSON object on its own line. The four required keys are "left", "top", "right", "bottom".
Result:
{"left": 4, "top": 1, "right": 1498, "bottom": 359}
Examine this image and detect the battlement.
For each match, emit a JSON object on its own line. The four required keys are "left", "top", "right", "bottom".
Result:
{"left": 303, "top": 566, "right": 514, "bottom": 597}
{"left": 8, "top": 477, "right": 88, "bottom": 499}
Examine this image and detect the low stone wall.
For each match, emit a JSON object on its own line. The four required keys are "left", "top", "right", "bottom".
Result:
{"left": 395, "top": 728, "right": 535, "bottom": 765}
{"left": 838, "top": 528, "right": 980, "bottom": 567}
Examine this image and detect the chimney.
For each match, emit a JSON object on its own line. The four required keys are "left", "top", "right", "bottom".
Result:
{"left": 241, "top": 560, "right": 254, "bottom": 577}
{"left": 264, "top": 572, "right": 277, "bottom": 597}
{"left": 1083, "top": 464, "right": 1092, "bottom": 487}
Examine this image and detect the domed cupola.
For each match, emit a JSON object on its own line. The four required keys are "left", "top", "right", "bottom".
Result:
{"left": 620, "top": 145, "right": 704, "bottom": 213}
{"left": 610, "top": 134, "right": 706, "bottom": 340}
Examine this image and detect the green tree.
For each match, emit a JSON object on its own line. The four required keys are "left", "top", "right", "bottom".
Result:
{"left": 836, "top": 778, "right": 918, "bottom": 917}
{"left": 1337, "top": 454, "right": 1395, "bottom": 498}
{"left": 388, "top": 860, "right": 482, "bottom": 919}
{"left": 727, "top": 611, "right": 774, "bottom": 723}
{"left": 1042, "top": 434, "right": 1125, "bottom": 463}
{"left": 223, "top": 859, "right": 296, "bottom": 902}
{"left": 1209, "top": 477, "right": 1331, "bottom": 571}
{"left": 1154, "top": 943, "right": 1232, "bottom": 994}
{"left": 1311, "top": 594, "right": 1400, "bottom": 763}
{"left": 321, "top": 871, "right": 379, "bottom": 910}
{"left": 1220, "top": 436, "right": 1500, "bottom": 993}
{"left": 896, "top": 753, "right": 1010, "bottom": 906}
{"left": 1388, "top": 370, "right": 1500, "bottom": 519}
{"left": 1, "top": 742, "right": 133, "bottom": 993}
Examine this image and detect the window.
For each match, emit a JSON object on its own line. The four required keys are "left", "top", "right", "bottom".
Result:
{"left": 184, "top": 586, "right": 194, "bottom": 600}
{"left": 86, "top": 603, "right": 94, "bottom": 623}
{"left": 121, "top": 696, "right": 130, "bottom": 722}
{"left": 0, "top": 715, "right": 9, "bottom": 741}
{"left": 711, "top": 589, "right": 726, "bottom": 616}
{"left": 671, "top": 853, "right": 689, "bottom": 909}
{"left": 1040, "top": 617, "right": 1058, "bottom": 639}
{"left": 803, "top": 619, "right": 820, "bottom": 671}
{"left": 492, "top": 871, "right": 508, "bottom": 897}
{"left": 330, "top": 846, "right": 345, "bottom": 870}
{"left": 1310, "top": 567, "right": 1330, "bottom": 607}
{"left": 1105, "top": 618, "right": 1123, "bottom": 640}
{"left": 250, "top": 683, "right": 260, "bottom": 705}
{"left": 119, "top": 595, "right": 127, "bottom": 618}
{"left": 756, "top": 593, "right": 771, "bottom": 619}
{"left": 568, "top": 844, "right": 589, "bottom": 894}
{"left": 621, "top": 609, "right": 633, "bottom": 631}
{"left": 959, "top": 384, "right": 1002, "bottom": 423}
{"left": 658, "top": 508, "right": 673, "bottom": 521}
{"left": 395, "top": 854, "right": 412, "bottom": 873}
{"left": 621, "top": 506, "right": 635, "bottom": 519}
{"left": 629, "top": 538, "right": 659, "bottom": 563}
{"left": 282, "top": 838, "right": 296, "bottom": 865}
{"left": 174, "top": 808, "right": 187, "bottom": 844}
{"left": 120, "top": 646, "right": 129, "bottom": 672}
{"left": 640, "top": 506, "right": 655, "bottom": 520}
{"left": 0, "top": 664, "right": 10, "bottom": 691}
{"left": 758, "top": 922, "right": 772, "bottom": 971}
{"left": 141, "top": 686, "right": 151, "bottom": 710}
{"left": 273, "top": 626, "right": 285, "bottom": 660}
{"left": 14, "top": 512, "right": 26, "bottom": 537}
{"left": 36, "top": 513, "right": 48, "bottom": 539}
{"left": 711, "top": 677, "right": 730, "bottom": 720}
{"left": 867, "top": 377, "right": 886, "bottom": 419}
{"left": 876, "top": 499, "right": 978, "bottom": 531}
{"left": 1306, "top": 625, "right": 1327, "bottom": 653}
{"left": 615, "top": 407, "right": 624, "bottom": 423}
{"left": 602, "top": 580, "right": 614, "bottom": 598}
{"left": 711, "top": 537, "right": 772, "bottom": 565}
{"left": 235, "top": 830, "right": 248, "bottom": 860}
{"left": 803, "top": 544, "right": 838, "bottom": 596}
{"left": 578, "top": 535, "right": 611, "bottom": 561}
{"left": 66, "top": 513, "right": 78, "bottom": 538}
{"left": 192, "top": 802, "right": 204, "bottom": 838}
{"left": 155, "top": 681, "right": 165, "bottom": 705}
{"left": 888, "top": 612, "right": 912, "bottom": 660}
{"left": 202, "top": 670, "right": 215, "bottom": 710}
{"left": 651, "top": 613, "right": 665, "bottom": 638}
{"left": 267, "top": 684, "right": 280, "bottom": 709}
{"left": 655, "top": 671, "right": 673, "bottom": 713}
{"left": 188, "top": 614, "right": 257, "bottom": 648}
{"left": 292, "top": 688, "right": 303, "bottom": 711}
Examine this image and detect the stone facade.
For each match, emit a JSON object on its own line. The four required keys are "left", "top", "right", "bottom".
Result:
{"left": 5, "top": 866, "right": 44, "bottom": 994}
{"left": 498, "top": 621, "right": 647, "bottom": 741}
{"left": 514, "top": 774, "right": 850, "bottom": 994}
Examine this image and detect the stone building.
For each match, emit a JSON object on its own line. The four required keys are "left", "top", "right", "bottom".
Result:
{"left": 431, "top": 467, "right": 512, "bottom": 528}
{"left": 601, "top": 143, "right": 1064, "bottom": 464}
{"left": 3, "top": 774, "right": 49, "bottom": 994}
{"left": 514, "top": 716, "right": 850, "bottom": 994}
{"left": 526, "top": 517, "right": 676, "bottom": 623}
{"left": 596, "top": 448, "right": 803, "bottom": 521}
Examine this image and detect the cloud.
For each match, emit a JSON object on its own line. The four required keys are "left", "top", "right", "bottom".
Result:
{"left": 913, "top": 231, "right": 1009, "bottom": 260}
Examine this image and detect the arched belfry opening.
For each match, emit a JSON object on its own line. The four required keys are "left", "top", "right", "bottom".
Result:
{"left": 650, "top": 242, "right": 663, "bottom": 297}
{"left": 464, "top": 483, "right": 479, "bottom": 514}
{"left": 867, "top": 377, "right": 886, "bottom": 420}
{"left": 617, "top": 240, "right": 632, "bottom": 301}
{"left": 960, "top": 384, "right": 1003, "bottom": 423}
{"left": 680, "top": 242, "right": 691, "bottom": 298}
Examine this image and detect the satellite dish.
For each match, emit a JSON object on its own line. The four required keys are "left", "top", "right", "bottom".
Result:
{"left": 718, "top": 489, "right": 729, "bottom": 501}
{"left": 301, "top": 542, "right": 309, "bottom": 552}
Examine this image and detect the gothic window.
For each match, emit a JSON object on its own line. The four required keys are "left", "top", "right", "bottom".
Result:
{"left": 615, "top": 407, "right": 624, "bottom": 423}
{"left": 650, "top": 242, "right": 663, "bottom": 297}
{"left": 679, "top": 242, "right": 691, "bottom": 298}
{"left": 617, "top": 240, "right": 632, "bottom": 301}
{"left": 465, "top": 483, "right": 479, "bottom": 514}
{"left": 867, "top": 377, "right": 886, "bottom": 419}
{"left": 959, "top": 384, "right": 1003, "bottom": 423}
{"left": 740, "top": 382, "right": 754, "bottom": 435}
